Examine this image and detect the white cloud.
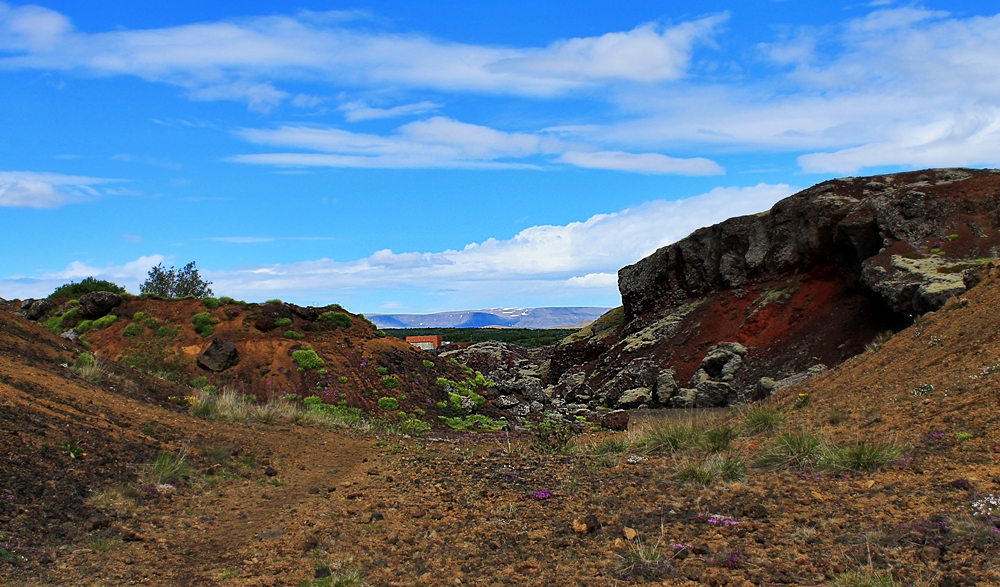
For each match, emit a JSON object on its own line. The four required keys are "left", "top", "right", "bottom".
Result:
{"left": 232, "top": 117, "right": 721, "bottom": 173}
{"left": 0, "top": 254, "right": 164, "bottom": 299}
{"left": 339, "top": 100, "right": 440, "bottom": 121}
{"left": 207, "top": 183, "right": 795, "bottom": 304}
{"left": 558, "top": 150, "right": 723, "bottom": 175}
{"left": 0, "top": 4, "right": 725, "bottom": 107}
{"left": 0, "top": 171, "right": 121, "bottom": 208}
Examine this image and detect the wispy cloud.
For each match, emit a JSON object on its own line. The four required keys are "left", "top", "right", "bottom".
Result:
{"left": 0, "top": 3, "right": 726, "bottom": 110}
{"left": 231, "top": 117, "right": 721, "bottom": 173}
{"left": 206, "top": 183, "right": 795, "bottom": 305}
{"left": 339, "top": 100, "right": 441, "bottom": 122}
{"left": 0, "top": 171, "right": 122, "bottom": 208}
{"left": 558, "top": 150, "right": 723, "bottom": 175}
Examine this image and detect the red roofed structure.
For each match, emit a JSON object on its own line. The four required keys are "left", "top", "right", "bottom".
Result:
{"left": 405, "top": 335, "right": 443, "bottom": 351}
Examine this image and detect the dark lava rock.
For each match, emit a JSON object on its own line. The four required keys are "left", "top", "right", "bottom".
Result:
{"left": 25, "top": 299, "right": 56, "bottom": 320}
{"left": 264, "top": 466, "right": 278, "bottom": 477}
{"left": 77, "top": 292, "right": 122, "bottom": 319}
{"left": 254, "top": 316, "right": 277, "bottom": 332}
{"left": 290, "top": 304, "right": 319, "bottom": 321}
{"left": 601, "top": 410, "right": 629, "bottom": 431}
{"left": 197, "top": 337, "right": 239, "bottom": 372}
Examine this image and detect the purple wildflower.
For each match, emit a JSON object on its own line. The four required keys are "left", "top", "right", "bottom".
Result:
{"left": 4, "top": 494, "right": 13, "bottom": 501}
{"left": 530, "top": 490, "right": 553, "bottom": 500}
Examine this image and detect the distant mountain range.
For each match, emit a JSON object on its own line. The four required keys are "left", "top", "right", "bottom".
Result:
{"left": 368, "top": 307, "right": 612, "bottom": 329}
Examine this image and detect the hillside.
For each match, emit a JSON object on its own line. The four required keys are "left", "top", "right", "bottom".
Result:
{"left": 2, "top": 263, "right": 999, "bottom": 586}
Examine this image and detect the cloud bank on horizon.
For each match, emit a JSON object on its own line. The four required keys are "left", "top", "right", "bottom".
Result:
{"left": 0, "top": 183, "right": 794, "bottom": 308}
{"left": 2, "top": 1, "right": 999, "bottom": 311}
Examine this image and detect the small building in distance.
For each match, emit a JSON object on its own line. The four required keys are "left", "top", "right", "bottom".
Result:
{"left": 405, "top": 335, "right": 443, "bottom": 352}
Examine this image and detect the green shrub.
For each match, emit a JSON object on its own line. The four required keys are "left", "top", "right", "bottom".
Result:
{"left": 145, "top": 316, "right": 162, "bottom": 329}
{"left": 92, "top": 314, "right": 118, "bottom": 331}
{"left": 43, "top": 307, "right": 80, "bottom": 332}
{"left": 374, "top": 330, "right": 386, "bottom": 338}
{"left": 293, "top": 348, "right": 325, "bottom": 370}
{"left": 191, "top": 312, "right": 217, "bottom": 337}
{"left": 133, "top": 311, "right": 146, "bottom": 321}
{"left": 743, "top": 405, "right": 786, "bottom": 434}
{"left": 50, "top": 277, "right": 126, "bottom": 298}
{"left": 75, "top": 320, "right": 93, "bottom": 334}
{"left": 303, "top": 396, "right": 363, "bottom": 424}
{"left": 819, "top": 441, "right": 904, "bottom": 473}
{"left": 316, "top": 369, "right": 328, "bottom": 376}
{"left": 274, "top": 317, "right": 292, "bottom": 327}
{"left": 376, "top": 366, "right": 389, "bottom": 375}
{"left": 75, "top": 353, "right": 96, "bottom": 368}
{"left": 123, "top": 323, "right": 143, "bottom": 338}
{"left": 439, "top": 414, "right": 504, "bottom": 432}
{"left": 202, "top": 297, "right": 220, "bottom": 310}
{"left": 758, "top": 430, "right": 823, "bottom": 468}
{"left": 396, "top": 417, "right": 431, "bottom": 436}
{"left": 381, "top": 376, "right": 399, "bottom": 389}
{"left": 956, "top": 432, "right": 973, "bottom": 443}
{"left": 191, "top": 376, "right": 209, "bottom": 389}
{"left": 283, "top": 330, "right": 304, "bottom": 340}
{"left": 318, "top": 312, "right": 352, "bottom": 329}
{"left": 266, "top": 299, "right": 283, "bottom": 305}
{"left": 377, "top": 397, "right": 400, "bottom": 411}
{"left": 338, "top": 376, "right": 348, "bottom": 384}
{"left": 155, "top": 325, "right": 177, "bottom": 338}
{"left": 422, "top": 360, "right": 435, "bottom": 369}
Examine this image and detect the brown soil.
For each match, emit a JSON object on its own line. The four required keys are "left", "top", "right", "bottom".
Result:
{"left": 4, "top": 268, "right": 1000, "bottom": 586}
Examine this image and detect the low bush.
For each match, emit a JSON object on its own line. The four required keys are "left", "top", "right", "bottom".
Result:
{"left": 377, "top": 397, "right": 400, "bottom": 411}
{"left": 422, "top": 360, "right": 435, "bottom": 369}
{"left": 395, "top": 416, "right": 431, "bottom": 436}
{"left": 381, "top": 376, "right": 399, "bottom": 389}
{"left": 75, "top": 319, "right": 93, "bottom": 334}
{"left": 284, "top": 330, "right": 305, "bottom": 340}
{"left": 202, "top": 297, "right": 220, "bottom": 310}
{"left": 191, "top": 312, "right": 217, "bottom": 337}
{"left": 439, "top": 414, "right": 504, "bottom": 432}
{"left": 50, "top": 277, "right": 126, "bottom": 298}
{"left": 123, "top": 322, "right": 143, "bottom": 337}
{"left": 292, "top": 348, "right": 325, "bottom": 370}
{"left": 274, "top": 317, "right": 292, "bottom": 327}
{"left": 92, "top": 314, "right": 118, "bottom": 331}
{"left": 318, "top": 311, "right": 352, "bottom": 329}
{"left": 376, "top": 366, "right": 389, "bottom": 375}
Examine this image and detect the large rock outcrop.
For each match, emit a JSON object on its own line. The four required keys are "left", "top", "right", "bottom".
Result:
{"left": 461, "top": 169, "right": 1000, "bottom": 414}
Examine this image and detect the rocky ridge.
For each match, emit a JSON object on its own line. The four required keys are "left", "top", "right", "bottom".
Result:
{"left": 447, "top": 168, "right": 1000, "bottom": 420}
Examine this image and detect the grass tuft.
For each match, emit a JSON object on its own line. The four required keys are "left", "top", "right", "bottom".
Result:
{"left": 819, "top": 441, "right": 905, "bottom": 473}
{"left": 833, "top": 568, "right": 899, "bottom": 587}
{"left": 742, "top": 405, "right": 786, "bottom": 434}
{"left": 638, "top": 421, "right": 702, "bottom": 453}
{"left": 757, "top": 430, "right": 823, "bottom": 468}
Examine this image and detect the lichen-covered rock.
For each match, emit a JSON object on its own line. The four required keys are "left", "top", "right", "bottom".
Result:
{"left": 495, "top": 395, "right": 520, "bottom": 408}
{"left": 616, "top": 387, "right": 652, "bottom": 409}
{"left": 654, "top": 369, "right": 677, "bottom": 404}
{"left": 695, "top": 381, "right": 734, "bottom": 407}
{"left": 669, "top": 388, "right": 697, "bottom": 408}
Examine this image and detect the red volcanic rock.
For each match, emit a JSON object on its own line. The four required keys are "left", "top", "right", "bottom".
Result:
{"left": 545, "top": 168, "right": 1000, "bottom": 409}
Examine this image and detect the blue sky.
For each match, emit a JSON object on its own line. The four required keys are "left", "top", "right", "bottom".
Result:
{"left": 2, "top": 1, "right": 1000, "bottom": 313}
